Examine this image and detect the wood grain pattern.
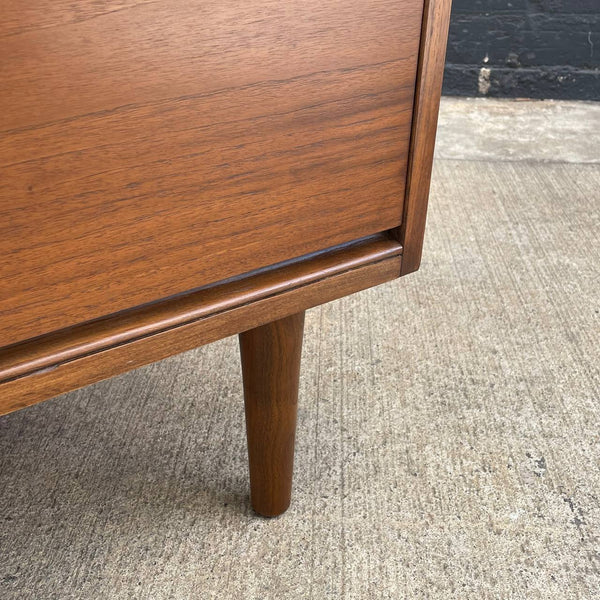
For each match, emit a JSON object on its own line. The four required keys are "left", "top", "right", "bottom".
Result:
{"left": 0, "top": 234, "right": 402, "bottom": 416}
{"left": 240, "top": 312, "right": 305, "bottom": 517}
{"left": 0, "top": 0, "right": 423, "bottom": 346}
{"left": 397, "top": 0, "right": 453, "bottom": 275}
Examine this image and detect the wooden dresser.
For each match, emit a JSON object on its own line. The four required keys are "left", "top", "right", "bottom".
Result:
{"left": 0, "top": 0, "right": 452, "bottom": 516}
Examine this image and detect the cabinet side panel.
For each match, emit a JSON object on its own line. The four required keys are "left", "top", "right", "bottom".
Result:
{"left": 398, "top": 0, "right": 453, "bottom": 276}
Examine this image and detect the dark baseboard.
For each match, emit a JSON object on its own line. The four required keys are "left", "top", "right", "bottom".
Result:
{"left": 443, "top": 64, "right": 600, "bottom": 101}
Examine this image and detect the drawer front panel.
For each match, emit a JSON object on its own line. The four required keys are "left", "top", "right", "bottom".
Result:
{"left": 0, "top": 0, "right": 423, "bottom": 346}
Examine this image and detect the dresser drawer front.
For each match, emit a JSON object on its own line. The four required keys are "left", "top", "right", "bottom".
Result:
{"left": 0, "top": 0, "right": 423, "bottom": 346}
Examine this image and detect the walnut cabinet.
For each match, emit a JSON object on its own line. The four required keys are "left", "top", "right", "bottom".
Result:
{"left": 0, "top": 0, "right": 452, "bottom": 516}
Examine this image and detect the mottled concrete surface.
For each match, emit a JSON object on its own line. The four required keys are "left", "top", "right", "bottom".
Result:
{"left": 436, "top": 97, "right": 600, "bottom": 164}
{"left": 1, "top": 100, "right": 599, "bottom": 599}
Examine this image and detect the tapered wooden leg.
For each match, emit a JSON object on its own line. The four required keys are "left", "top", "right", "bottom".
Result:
{"left": 239, "top": 312, "right": 305, "bottom": 517}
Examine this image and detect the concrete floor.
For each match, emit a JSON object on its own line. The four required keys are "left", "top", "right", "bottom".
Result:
{"left": 1, "top": 98, "right": 599, "bottom": 599}
{"left": 436, "top": 97, "right": 600, "bottom": 164}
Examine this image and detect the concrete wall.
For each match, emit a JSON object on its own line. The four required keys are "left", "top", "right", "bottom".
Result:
{"left": 443, "top": 0, "right": 600, "bottom": 100}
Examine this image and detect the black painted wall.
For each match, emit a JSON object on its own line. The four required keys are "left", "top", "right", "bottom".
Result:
{"left": 443, "top": 0, "right": 600, "bottom": 100}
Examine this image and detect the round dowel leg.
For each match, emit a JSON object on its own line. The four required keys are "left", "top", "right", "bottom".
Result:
{"left": 239, "top": 312, "right": 305, "bottom": 517}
